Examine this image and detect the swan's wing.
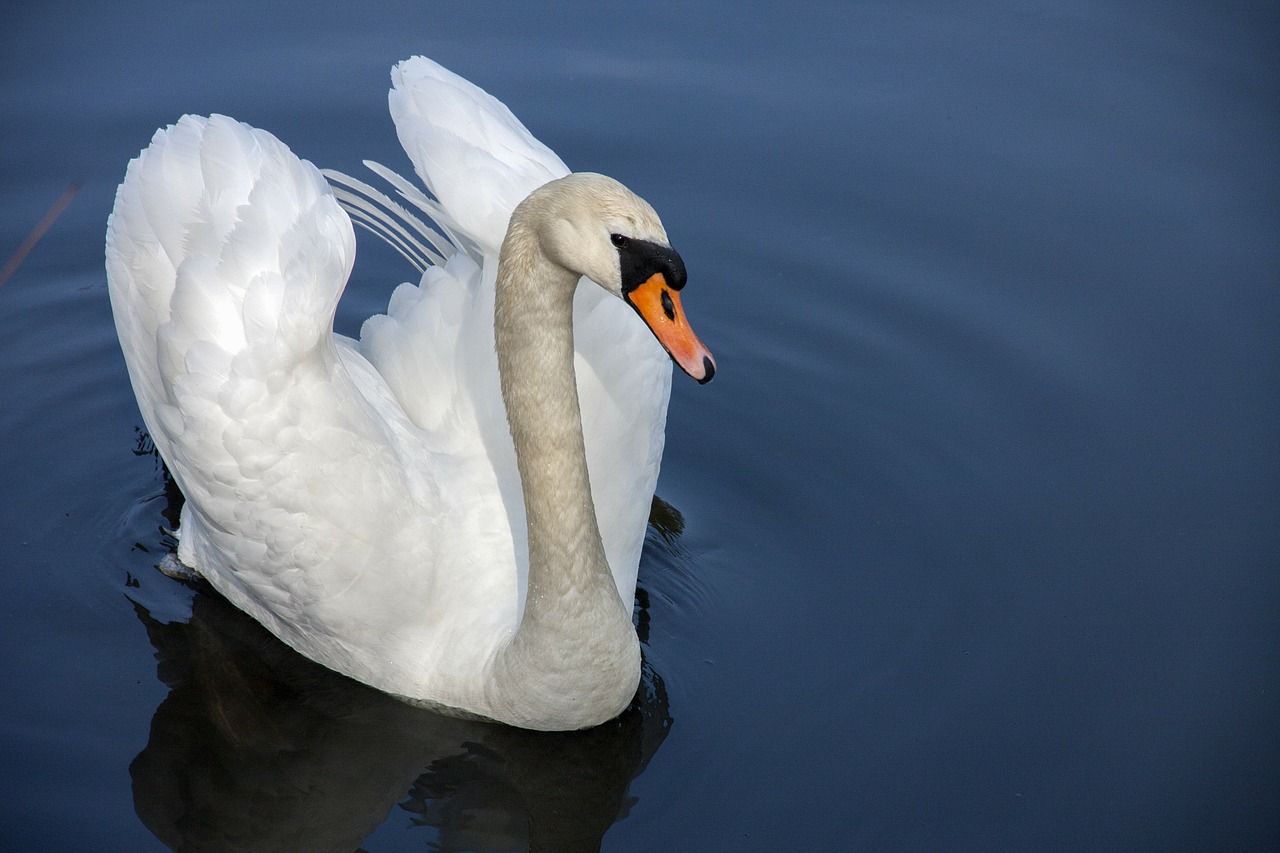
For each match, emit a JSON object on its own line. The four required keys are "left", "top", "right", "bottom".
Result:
{"left": 356, "top": 251, "right": 531, "bottom": 619}
{"left": 361, "top": 268, "right": 669, "bottom": 612}
{"left": 105, "top": 116, "right": 511, "bottom": 687}
{"left": 106, "top": 114, "right": 376, "bottom": 575}
{"left": 359, "top": 57, "right": 671, "bottom": 600}
{"left": 388, "top": 55, "right": 570, "bottom": 253}
{"left": 106, "top": 115, "right": 355, "bottom": 466}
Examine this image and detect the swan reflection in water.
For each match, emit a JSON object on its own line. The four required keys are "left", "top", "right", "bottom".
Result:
{"left": 127, "top": 510, "right": 680, "bottom": 853}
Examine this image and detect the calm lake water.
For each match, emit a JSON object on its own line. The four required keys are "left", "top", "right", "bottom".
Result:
{"left": 1, "top": 2, "right": 1276, "bottom": 850}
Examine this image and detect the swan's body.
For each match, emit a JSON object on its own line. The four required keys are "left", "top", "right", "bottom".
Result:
{"left": 105, "top": 57, "right": 713, "bottom": 730}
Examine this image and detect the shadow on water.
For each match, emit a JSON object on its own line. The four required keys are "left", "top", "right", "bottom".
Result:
{"left": 126, "top": 448, "right": 676, "bottom": 853}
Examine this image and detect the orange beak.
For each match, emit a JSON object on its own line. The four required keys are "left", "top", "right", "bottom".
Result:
{"left": 624, "top": 273, "right": 716, "bottom": 383}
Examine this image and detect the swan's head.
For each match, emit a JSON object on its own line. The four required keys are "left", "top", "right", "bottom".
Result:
{"left": 527, "top": 172, "right": 716, "bottom": 384}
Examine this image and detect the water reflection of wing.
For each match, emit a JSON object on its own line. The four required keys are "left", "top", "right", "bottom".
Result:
{"left": 129, "top": 588, "right": 671, "bottom": 853}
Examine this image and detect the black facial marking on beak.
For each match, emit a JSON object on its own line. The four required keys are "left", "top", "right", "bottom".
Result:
{"left": 617, "top": 238, "right": 687, "bottom": 295}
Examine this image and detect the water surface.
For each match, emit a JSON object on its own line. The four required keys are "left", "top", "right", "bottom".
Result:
{"left": 1, "top": 2, "right": 1276, "bottom": 850}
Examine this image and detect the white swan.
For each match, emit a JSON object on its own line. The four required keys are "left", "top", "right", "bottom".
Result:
{"left": 105, "top": 56, "right": 714, "bottom": 731}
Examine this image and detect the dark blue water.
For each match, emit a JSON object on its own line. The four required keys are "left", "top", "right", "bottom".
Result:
{"left": 2, "top": 2, "right": 1276, "bottom": 850}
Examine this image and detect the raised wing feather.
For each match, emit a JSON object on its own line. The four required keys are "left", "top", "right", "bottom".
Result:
{"left": 107, "top": 116, "right": 353, "bottom": 423}
{"left": 106, "top": 116, "right": 519, "bottom": 696}
{"left": 389, "top": 56, "right": 570, "bottom": 252}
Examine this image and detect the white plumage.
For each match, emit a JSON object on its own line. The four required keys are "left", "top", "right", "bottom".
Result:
{"left": 106, "top": 56, "right": 713, "bottom": 730}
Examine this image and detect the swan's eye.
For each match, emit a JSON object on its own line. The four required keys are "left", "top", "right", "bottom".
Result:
{"left": 610, "top": 233, "right": 629, "bottom": 249}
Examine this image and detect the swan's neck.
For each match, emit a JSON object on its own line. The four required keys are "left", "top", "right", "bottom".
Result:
{"left": 489, "top": 222, "right": 640, "bottom": 730}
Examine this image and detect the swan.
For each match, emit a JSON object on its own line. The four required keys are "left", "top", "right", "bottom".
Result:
{"left": 105, "top": 56, "right": 714, "bottom": 731}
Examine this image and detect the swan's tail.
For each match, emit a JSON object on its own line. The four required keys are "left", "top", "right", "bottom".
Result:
{"left": 105, "top": 114, "right": 355, "bottom": 464}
